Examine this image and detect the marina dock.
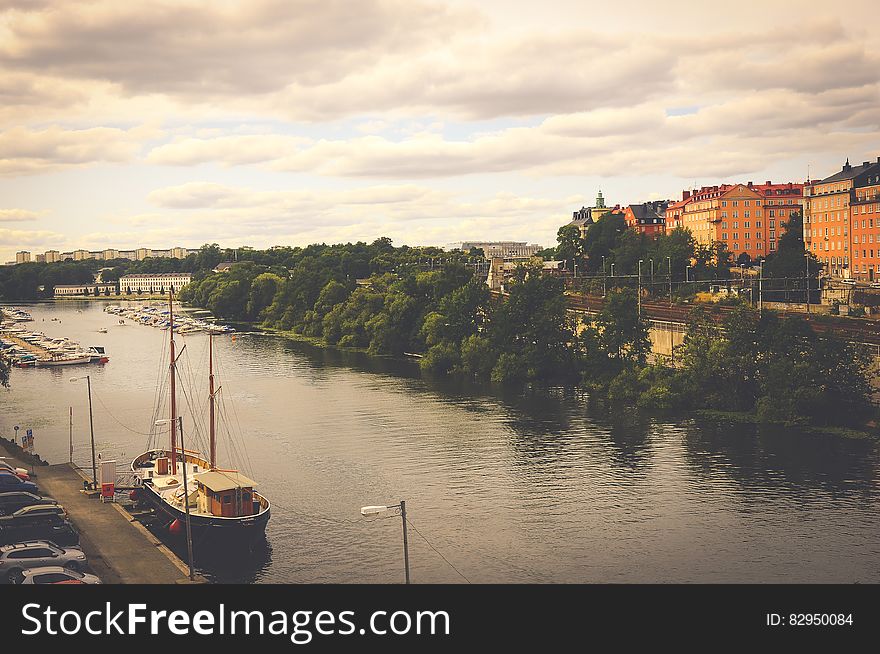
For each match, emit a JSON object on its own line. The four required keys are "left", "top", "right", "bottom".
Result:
{"left": 1, "top": 445, "right": 192, "bottom": 584}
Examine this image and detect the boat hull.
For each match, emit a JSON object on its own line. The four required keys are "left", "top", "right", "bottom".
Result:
{"left": 131, "top": 450, "right": 270, "bottom": 547}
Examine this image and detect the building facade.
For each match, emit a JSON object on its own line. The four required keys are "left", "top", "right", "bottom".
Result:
{"left": 118, "top": 273, "right": 192, "bottom": 294}
{"left": 665, "top": 181, "right": 805, "bottom": 260}
{"left": 53, "top": 283, "right": 118, "bottom": 297}
{"left": 15, "top": 251, "right": 31, "bottom": 264}
{"left": 458, "top": 242, "right": 544, "bottom": 260}
{"left": 803, "top": 157, "right": 880, "bottom": 279}
{"left": 624, "top": 201, "right": 669, "bottom": 237}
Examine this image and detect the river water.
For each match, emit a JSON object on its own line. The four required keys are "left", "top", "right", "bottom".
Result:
{"left": 2, "top": 300, "right": 879, "bottom": 583}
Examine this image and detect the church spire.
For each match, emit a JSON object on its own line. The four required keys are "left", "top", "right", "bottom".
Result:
{"left": 595, "top": 188, "right": 606, "bottom": 209}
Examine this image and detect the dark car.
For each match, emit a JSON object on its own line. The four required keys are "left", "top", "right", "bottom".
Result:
{"left": 0, "top": 512, "right": 78, "bottom": 547}
{"left": 0, "top": 472, "right": 38, "bottom": 495}
{"left": 0, "top": 492, "right": 58, "bottom": 517}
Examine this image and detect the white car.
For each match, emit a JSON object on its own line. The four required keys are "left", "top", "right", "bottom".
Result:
{"left": 19, "top": 566, "right": 101, "bottom": 584}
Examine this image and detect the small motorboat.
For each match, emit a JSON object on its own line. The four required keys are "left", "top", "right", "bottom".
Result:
{"left": 98, "top": 328, "right": 108, "bottom": 334}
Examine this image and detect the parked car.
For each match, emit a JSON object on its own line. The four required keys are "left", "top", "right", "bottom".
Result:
{"left": 0, "top": 472, "right": 38, "bottom": 494}
{"left": 0, "top": 461, "right": 29, "bottom": 480}
{"left": 0, "top": 513, "right": 78, "bottom": 547}
{"left": 1, "top": 505, "right": 66, "bottom": 521}
{"left": 19, "top": 566, "right": 101, "bottom": 585}
{"left": 0, "top": 541, "right": 87, "bottom": 583}
{"left": 0, "top": 492, "right": 58, "bottom": 517}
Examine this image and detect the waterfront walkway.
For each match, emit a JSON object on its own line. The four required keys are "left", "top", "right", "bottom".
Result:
{"left": 4, "top": 449, "right": 190, "bottom": 584}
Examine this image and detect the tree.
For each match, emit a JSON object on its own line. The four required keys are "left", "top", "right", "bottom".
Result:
{"left": 556, "top": 224, "right": 583, "bottom": 273}
{"left": 595, "top": 288, "right": 651, "bottom": 363}
{"left": 762, "top": 212, "right": 820, "bottom": 302}
{"left": 583, "top": 213, "right": 628, "bottom": 272}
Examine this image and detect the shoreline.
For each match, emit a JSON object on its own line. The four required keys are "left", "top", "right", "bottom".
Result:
{"left": 247, "top": 321, "right": 880, "bottom": 441}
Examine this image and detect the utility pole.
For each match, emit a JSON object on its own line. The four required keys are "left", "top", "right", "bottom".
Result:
{"left": 638, "top": 260, "right": 643, "bottom": 317}
{"left": 68, "top": 407, "right": 73, "bottom": 464}
{"left": 667, "top": 257, "right": 672, "bottom": 306}
{"left": 178, "top": 415, "right": 195, "bottom": 581}
{"left": 86, "top": 377, "right": 97, "bottom": 488}
{"left": 759, "top": 260, "right": 764, "bottom": 312}
{"left": 805, "top": 252, "right": 810, "bottom": 314}
{"left": 401, "top": 500, "right": 410, "bottom": 585}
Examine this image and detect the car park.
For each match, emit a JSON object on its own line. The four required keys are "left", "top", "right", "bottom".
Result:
{"left": 0, "top": 512, "right": 78, "bottom": 547}
{"left": 0, "top": 492, "right": 59, "bottom": 517}
{"left": 0, "top": 461, "right": 29, "bottom": 480}
{"left": 0, "top": 541, "right": 87, "bottom": 583}
{"left": 0, "top": 472, "right": 38, "bottom": 494}
{"left": 18, "top": 566, "right": 101, "bottom": 585}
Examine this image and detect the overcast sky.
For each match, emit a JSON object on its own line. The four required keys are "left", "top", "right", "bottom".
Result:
{"left": 1, "top": 0, "right": 878, "bottom": 262}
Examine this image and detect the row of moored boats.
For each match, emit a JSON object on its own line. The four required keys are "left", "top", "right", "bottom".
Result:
{"left": 104, "top": 305, "right": 235, "bottom": 334}
{"left": 0, "top": 308, "right": 108, "bottom": 368}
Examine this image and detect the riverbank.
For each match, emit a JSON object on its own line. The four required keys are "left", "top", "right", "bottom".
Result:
{"left": 255, "top": 321, "right": 880, "bottom": 441}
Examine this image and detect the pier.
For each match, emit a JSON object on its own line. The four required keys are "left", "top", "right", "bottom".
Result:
{"left": 1, "top": 443, "right": 192, "bottom": 584}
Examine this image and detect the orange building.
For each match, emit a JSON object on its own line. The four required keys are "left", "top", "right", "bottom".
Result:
{"left": 665, "top": 181, "right": 805, "bottom": 261}
{"left": 624, "top": 201, "right": 669, "bottom": 237}
{"left": 804, "top": 157, "right": 880, "bottom": 280}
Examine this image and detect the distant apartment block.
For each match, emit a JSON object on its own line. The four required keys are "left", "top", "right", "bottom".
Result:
{"left": 15, "top": 251, "right": 31, "bottom": 264}
{"left": 25, "top": 246, "right": 200, "bottom": 264}
{"left": 118, "top": 273, "right": 193, "bottom": 294}
{"left": 665, "top": 181, "right": 806, "bottom": 261}
{"left": 804, "top": 157, "right": 880, "bottom": 280}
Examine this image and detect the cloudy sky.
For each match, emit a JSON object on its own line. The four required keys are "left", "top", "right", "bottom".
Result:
{"left": 1, "top": 0, "right": 878, "bottom": 262}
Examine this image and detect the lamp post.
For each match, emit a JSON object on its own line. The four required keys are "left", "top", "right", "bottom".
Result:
{"left": 69, "top": 376, "right": 97, "bottom": 489}
{"left": 155, "top": 416, "right": 195, "bottom": 581}
{"left": 638, "top": 260, "right": 643, "bottom": 317}
{"left": 667, "top": 256, "right": 672, "bottom": 306}
{"left": 362, "top": 501, "right": 410, "bottom": 584}
{"left": 602, "top": 256, "right": 607, "bottom": 297}
{"left": 759, "top": 259, "right": 764, "bottom": 312}
{"left": 805, "top": 251, "right": 810, "bottom": 314}
{"left": 610, "top": 262, "right": 615, "bottom": 278}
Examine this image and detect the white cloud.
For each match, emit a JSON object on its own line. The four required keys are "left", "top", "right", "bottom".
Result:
{"left": 0, "top": 208, "right": 40, "bottom": 222}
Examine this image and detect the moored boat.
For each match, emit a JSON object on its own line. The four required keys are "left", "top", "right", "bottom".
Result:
{"left": 130, "top": 292, "right": 270, "bottom": 547}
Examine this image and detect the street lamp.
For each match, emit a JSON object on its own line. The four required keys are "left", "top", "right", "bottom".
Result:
{"left": 638, "top": 260, "right": 643, "bottom": 316}
{"left": 602, "top": 256, "right": 607, "bottom": 297}
{"left": 610, "top": 262, "right": 615, "bottom": 278}
{"left": 155, "top": 416, "right": 195, "bottom": 581}
{"left": 361, "top": 500, "right": 410, "bottom": 584}
{"left": 69, "top": 376, "right": 97, "bottom": 489}
{"left": 804, "top": 251, "right": 811, "bottom": 314}
{"left": 667, "top": 256, "right": 672, "bottom": 306}
{"left": 759, "top": 259, "right": 764, "bottom": 312}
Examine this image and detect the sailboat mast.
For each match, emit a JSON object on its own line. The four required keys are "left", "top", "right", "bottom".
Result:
{"left": 169, "top": 291, "right": 178, "bottom": 475}
{"left": 209, "top": 333, "right": 216, "bottom": 469}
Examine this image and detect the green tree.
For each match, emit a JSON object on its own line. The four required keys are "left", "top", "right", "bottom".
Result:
{"left": 595, "top": 288, "right": 651, "bottom": 363}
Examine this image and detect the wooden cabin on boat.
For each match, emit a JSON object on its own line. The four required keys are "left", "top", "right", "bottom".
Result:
{"left": 193, "top": 470, "right": 258, "bottom": 518}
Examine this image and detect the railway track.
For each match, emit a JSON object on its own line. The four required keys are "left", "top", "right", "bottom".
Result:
{"left": 561, "top": 293, "right": 880, "bottom": 347}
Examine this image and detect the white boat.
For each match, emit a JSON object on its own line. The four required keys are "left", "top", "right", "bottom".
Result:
{"left": 35, "top": 354, "right": 91, "bottom": 367}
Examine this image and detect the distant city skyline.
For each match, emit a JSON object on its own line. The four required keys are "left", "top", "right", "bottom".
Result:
{"left": 1, "top": 1, "right": 878, "bottom": 262}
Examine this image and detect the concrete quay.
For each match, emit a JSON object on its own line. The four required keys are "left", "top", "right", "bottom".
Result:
{"left": 2, "top": 442, "right": 193, "bottom": 584}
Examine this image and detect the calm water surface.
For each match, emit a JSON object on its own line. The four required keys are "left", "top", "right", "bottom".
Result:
{"left": 2, "top": 301, "right": 879, "bottom": 583}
